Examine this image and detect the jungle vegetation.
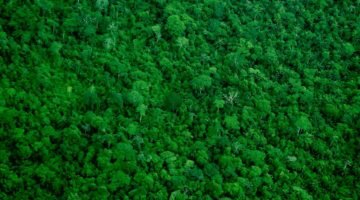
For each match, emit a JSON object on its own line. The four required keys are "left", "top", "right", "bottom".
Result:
{"left": 0, "top": 0, "right": 359, "bottom": 199}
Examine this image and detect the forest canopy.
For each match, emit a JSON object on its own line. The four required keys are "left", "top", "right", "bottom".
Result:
{"left": 0, "top": 0, "right": 359, "bottom": 199}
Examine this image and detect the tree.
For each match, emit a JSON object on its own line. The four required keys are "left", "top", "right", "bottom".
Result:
{"left": 83, "top": 85, "right": 100, "bottom": 110}
{"left": 127, "top": 90, "right": 144, "bottom": 107}
{"left": 114, "top": 142, "right": 136, "bottom": 161}
{"left": 132, "top": 80, "right": 149, "bottom": 94}
{"left": 255, "top": 99, "right": 271, "bottom": 115}
{"left": 109, "top": 171, "right": 131, "bottom": 191}
{"left": 243, "top": 149, "right": 266, "bottom": 166}
{"left": 224, "top": 182, "right": 245, "bottom": 198}
{"left": 96, "top": 0, "right": 109, "bottom": 11}
{"left": 136, "top": 104, "right": 147, "bottom": 122}
{"left": 166, "top": 15, "right": 185, "bottom": 37}
{"left": 223, "top": 91, "right": 238, "bottom": 106}
{"left": 214, "top": 99, "right": 225, "bottom": 112}
{"left": 191, "top": 75, "right": 212, "bottom": 93}
{"left": 151, "top": 25, "right": 162, "bottom": 41}
{"left": 206, "top": 181, "right": 223, "bottom": 198}
{"left": 343, "top": 42, "right": 355, "bottom": 56}
{"left": 224, "top": 115, "right": 240, "bottom": 130}
{"left": 295, "top": 115, "right": 312, "bottom": 133}
{"left": 175, "top": 37, "right": 189, "bottom": 49}
{"left": 163, "top": 92, "right": 182, "bottom": 112}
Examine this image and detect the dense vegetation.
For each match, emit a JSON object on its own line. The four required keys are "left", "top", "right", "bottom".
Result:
{"left": 0, "top": 0, "right": 359, "bottom": 199}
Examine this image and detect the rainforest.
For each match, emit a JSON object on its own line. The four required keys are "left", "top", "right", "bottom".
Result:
{"left": 0, "top": 0, "right": 359, "bottom": 199}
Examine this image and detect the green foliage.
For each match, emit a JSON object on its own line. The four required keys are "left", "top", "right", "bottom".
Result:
{"left": 243, "top": 149, "right": 266, "bottom": 166}
{"left": 95, "top": 0, "right": 109, "bottom": 11}
{"left": 343, "top": 43, "right": 355, "bottom": 56}
{"left": 214, "top": 99, "right": 225, "bottom": 111}
{"left": 163, "top": 92, "right": 182, "bottom": 112}
{"left": 136, "top": 104, "right": 147, "bottom": 122}
{"left": 83, "top": 85, "right": 100, "bottom": 110}
{"left": 255, "top": 99, "right": 271, "bottom": 114}
{"left": 224, "top": 115, "right": 240, "bottom": 130}
{"left": 109, "top": 171, "right": 131, "bottom": 191}
{"left": 151, "top": 25, "right": 162, "bottom": 41}
{"left": 114, "top": 142, "right": 136, "bottom": 161}
{"left": 49, "top": 42, "right": 62, "bottom": 56}
{"left": 175, "top": 37, "right": 189, "bottom": 49}
{"left": 126, "top": 90, "right": 144, "bottom": 107}
{"left": 295, "top": 115, "right": 312, "bottom": 132}
{"left": 166, "top": 15, "right": 186, "bottom": 37}
{"left": 191, "top": 75, "right": 212, "bottom": 92}
{"left": 0, "top": 1, "right": 358, "bottom": 199}
{"left": 224, "top": 182, "right": 245, "bottom": 198}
